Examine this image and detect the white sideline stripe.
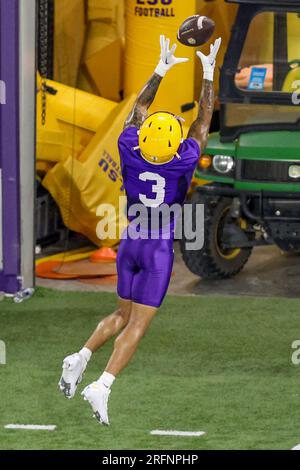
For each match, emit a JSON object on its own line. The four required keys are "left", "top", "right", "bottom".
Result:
{"left": 151, "top": 430, "right": 205, "bottom": 437}
{"left": 292, "top": 444, "right": 300, "bottom": 450}
{"left": 5, "top": 424, "right": 56, "bottom": 431}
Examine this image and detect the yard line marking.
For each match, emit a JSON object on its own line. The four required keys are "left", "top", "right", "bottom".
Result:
{"left": 5, "top": 424, "right": 56, "bottom": 431}
{"left": 292, "top": 444, "right": 300, "bottom": 450}
{"left": 150, "top": 430, "right": 205, "bottom": 437}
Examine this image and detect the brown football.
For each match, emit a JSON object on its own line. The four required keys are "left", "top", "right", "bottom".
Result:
{"left": 177, "top": 15, "right": 215, "bottom": 47}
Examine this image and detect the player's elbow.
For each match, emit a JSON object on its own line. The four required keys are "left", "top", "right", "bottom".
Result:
{"left": 199, "top": 137, "right": 208, "bottom": 152}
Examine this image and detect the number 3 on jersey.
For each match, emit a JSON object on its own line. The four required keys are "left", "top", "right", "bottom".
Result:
{"left": 139, "top": 172, "right": 166, "bottom": 208}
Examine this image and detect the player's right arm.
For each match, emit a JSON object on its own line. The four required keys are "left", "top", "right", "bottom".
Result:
{"left": 188, "top": 38, "right": 222, "bottom": 152}
{"left": 124, "top": 35, "right": 189, "bottom": 130}
{"left": 124, "top": 73, "right": 163, "bottom": 130}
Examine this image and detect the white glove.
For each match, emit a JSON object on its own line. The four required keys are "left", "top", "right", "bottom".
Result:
{"left": 155, "top": 35, "right": 189, "bottom": 77}
{"left": 196, "top": 37, "right": 222, "bottom": 82}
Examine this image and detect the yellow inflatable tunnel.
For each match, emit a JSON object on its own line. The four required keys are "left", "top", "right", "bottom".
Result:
{"left": 43, "top": 95, "right": 137, "bottom": 248}
{"left": 36, "top": 75, "right": 119, "bottom": 174}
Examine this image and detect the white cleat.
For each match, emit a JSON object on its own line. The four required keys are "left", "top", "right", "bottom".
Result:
{"left": 81, "top": 382, "right": 111, "bottom": 426}
{"left": 58, "top": 352, "right": 87, "bottom": 399}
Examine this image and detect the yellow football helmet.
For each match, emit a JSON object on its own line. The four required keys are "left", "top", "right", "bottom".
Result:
{"left": 138, "top": 112, "right": 183, "bottom": 164}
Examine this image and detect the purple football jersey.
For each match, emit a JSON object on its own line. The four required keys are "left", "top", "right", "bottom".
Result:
{"left": 118, "top": 126, "right": 200, "bottom": 235}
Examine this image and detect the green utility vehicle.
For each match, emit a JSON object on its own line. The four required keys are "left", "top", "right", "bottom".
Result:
{"left": 181, "top": 0, "right": 300, "bottom": 279}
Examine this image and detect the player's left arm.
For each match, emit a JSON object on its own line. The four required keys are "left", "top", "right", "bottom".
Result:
{"left": 188, "top": 38, "right": 222, "bottom": 152}
{"left": 124, "top": 35, "right": 189, "bottom": 130}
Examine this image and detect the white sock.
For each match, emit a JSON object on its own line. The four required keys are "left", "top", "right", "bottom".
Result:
{"left": 98, "top": 371, "right": 115, "bottom": 389}
{"left": 79, "top": 347, "right": 92, "bottom": 363}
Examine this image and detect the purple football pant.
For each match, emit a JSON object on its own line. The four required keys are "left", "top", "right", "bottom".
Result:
{"left": 117, "top": 235, "right": 174, "bottom": 308}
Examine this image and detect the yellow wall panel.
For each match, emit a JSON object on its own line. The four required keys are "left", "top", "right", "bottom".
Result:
{"left": 54, "top": 0, "right": 86, "bottom": 86}
{"left": 84, "top": 21, "right": 119, "bottom": 59}
{"left": 85, "top": 38, "right": 123, "bottom": 101}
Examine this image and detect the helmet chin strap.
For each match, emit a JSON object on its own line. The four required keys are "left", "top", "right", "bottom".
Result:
{"left": 132, "top": 146, "right": 140, "bottom": 151}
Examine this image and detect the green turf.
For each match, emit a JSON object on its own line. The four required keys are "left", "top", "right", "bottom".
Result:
{"left": 0, "top": 287, "right": 300, "bottom": 450}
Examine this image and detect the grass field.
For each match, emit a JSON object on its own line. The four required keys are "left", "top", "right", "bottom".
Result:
{"left": 0, "top": 287, "right": 300, "bottom": 450}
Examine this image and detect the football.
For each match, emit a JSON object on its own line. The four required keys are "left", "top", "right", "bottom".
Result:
{"left": 177, "top": 15, "right": 215, "bottom": 47}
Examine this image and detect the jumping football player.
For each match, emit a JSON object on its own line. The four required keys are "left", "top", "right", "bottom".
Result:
{"left": 59, "top": 35, "right": 221, "bottom": 425}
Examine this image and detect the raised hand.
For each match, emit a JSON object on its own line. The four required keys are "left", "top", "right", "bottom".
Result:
{"left": 196, "top": 37, "right": 222, "bottom": 81}
{"left": 155, "top": 35, "right": 189, "bottom": 77}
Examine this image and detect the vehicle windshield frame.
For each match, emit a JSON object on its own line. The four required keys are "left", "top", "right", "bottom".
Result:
{"left": 220, "top": 3, "right": 300, "bottom": 142}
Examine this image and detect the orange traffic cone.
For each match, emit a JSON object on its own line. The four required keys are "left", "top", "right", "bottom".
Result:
{"left": 90, "top": 247, "right": 117, "bottom": 263}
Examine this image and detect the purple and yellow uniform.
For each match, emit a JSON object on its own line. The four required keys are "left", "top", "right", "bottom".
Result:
{"left": 117, "top": 127, "right": 200, "bottom": 307}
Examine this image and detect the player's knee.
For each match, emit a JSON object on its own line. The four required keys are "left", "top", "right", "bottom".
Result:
{"left": 128, "top": 318, "right": 149, "bottom": 342}
{"left": 116, "top": 307, "right": 131, "bottom": 326}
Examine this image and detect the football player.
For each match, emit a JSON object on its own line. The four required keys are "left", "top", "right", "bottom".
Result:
{"left": 59, "top": 35, "right": 221, "bottom": 425}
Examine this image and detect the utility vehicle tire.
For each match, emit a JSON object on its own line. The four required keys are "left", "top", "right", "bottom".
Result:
{"left": 180, "top": 191, "right": 253, "bottom": 280}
